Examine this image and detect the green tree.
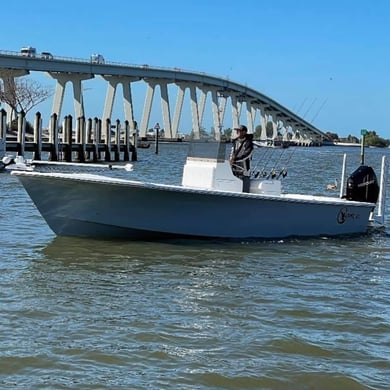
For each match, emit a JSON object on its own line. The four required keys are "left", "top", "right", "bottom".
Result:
{"left": 223, "top": 127, "right": 232, "bottom": 140}
{"left": 365, "top": 130, "right": 389, "bottom": 147}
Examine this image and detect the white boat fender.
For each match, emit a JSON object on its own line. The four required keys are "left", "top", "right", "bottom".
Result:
{"left": 2, "top": 155, "right": 15, "bottom": 166}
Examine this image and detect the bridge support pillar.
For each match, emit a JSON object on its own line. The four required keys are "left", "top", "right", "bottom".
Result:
{"left": 271, "top": 112, "right": 280, "bottom": 139}
{"left": 140, "top": 81, "right": 157, "bottom": 137}
{"left": 197, "top": 88, "right": 207, "bottom": 127}
{"left": 260, "top": 108, "right": 269, "bottom": 140}
{"left": 172, "top": 83, "right": 187, "bottom": 138}
{"left": 217, "top": 91, "right": 227, "bottom": 122}
{"left": 160, "top": 81, "right": 173, "bottom": 138}
{"left": 189, "top": 85, "right": 200, "bottom": 139}
{"left": 231, "top": 95, "right": 239, "bottom": 129}
{"left": 292, "top": 125, "right": 302, "bottom": 145}
{"left": 101, "top": 76, "right": 139, "bottom": 138}
{"left": 245, "top": 100, "right": 257, "bottom": 134}
{"left": 47, "top": 72, "right": 94, "bottom": 122}
{"left": 211, "top": 88, "right": 222, "bottom": 141}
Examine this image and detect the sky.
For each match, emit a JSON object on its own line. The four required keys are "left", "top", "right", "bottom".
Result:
{"left": 2, "top": 0, "right": 390, "bottom": 138}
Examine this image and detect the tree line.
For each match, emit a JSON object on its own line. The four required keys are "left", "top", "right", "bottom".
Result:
{"left": 325, "top": 131, "right": 390, "bottom": 147}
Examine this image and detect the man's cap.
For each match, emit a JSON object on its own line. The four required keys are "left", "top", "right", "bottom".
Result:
{"left": 235, "top": 125, "right": 248, "bottom": 132}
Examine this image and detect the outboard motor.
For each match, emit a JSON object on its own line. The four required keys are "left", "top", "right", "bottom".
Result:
{"left": 346, "top": 165, "right": 379, "bottom": 203}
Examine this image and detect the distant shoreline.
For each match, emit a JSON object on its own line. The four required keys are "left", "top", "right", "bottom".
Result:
{"left": 323, "top": 141, "right": 389, "bottom": 148}
{"left": 327, "top": 141, "right": 360, "bottom": 147}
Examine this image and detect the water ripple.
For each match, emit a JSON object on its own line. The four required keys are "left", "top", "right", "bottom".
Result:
{"left": 1, "top": 146, "right": 389, "bottom": 389}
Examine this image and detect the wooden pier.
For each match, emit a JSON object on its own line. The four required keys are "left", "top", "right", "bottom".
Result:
{"left": 0, "top": 109, "right": 138, "bottom": 162}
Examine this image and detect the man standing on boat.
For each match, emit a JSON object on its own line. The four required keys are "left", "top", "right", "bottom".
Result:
{"left": 229, "top": 125, "right": 253, "bottom": 192}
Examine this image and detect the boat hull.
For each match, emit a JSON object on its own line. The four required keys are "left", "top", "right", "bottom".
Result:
{"left": 13, "top": 172, "right": 375, "bottom": 240}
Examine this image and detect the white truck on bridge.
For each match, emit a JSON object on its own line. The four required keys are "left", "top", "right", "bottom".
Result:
{"left": 90, "top": 53, "right": 105, "bottom": 64}
{"left": 20, "top": 46, "right": 36, "bottom": 57}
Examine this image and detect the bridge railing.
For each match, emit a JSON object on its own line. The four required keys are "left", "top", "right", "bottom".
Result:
{"left": 0, "top": 49, "right": 211, "bottom": 78}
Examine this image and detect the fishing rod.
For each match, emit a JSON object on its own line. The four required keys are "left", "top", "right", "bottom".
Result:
{"left": 277, "top": 135, "right": 303, "bottom": 175}
{"left": 266, "top": 146, "right": 290, "bottom": 179}
{"left": 295, "top": 97, "right": 308, "bottom": 115}
{"left": 302, "top": 97, "right": 317, "bottom": 119}
{"left": 251, "top": 140, "right": 291, "bottom": 179}
{"left": 311, "top": 98, "right": 328, "bottom": 123}
{"left": 251, "top": 142, "right": 276, "bottom": 177}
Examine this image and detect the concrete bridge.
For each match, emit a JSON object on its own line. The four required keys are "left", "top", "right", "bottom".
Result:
{"left": 0, "top": 49, "right": 327, "bottom": 145}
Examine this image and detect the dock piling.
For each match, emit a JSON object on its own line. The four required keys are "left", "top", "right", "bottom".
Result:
{"left": 2, "top": 111, "right": 138, "bottom": 163}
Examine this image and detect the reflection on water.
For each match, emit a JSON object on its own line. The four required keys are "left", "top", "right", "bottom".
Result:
{"left": 1, "top": 146, "right": 390, "bottom": 389}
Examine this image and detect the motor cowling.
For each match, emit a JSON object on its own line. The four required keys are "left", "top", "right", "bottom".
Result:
{"left": 346, "top": 165, "right": 379, "bottom": 203}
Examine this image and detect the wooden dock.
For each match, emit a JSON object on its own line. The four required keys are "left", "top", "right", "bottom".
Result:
{"left": 1, "top": 110, "right": 138, "bottom": 162}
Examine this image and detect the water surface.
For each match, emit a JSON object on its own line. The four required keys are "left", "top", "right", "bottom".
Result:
{"left": 0, "top": 145, "right": 389, "bottom": 389}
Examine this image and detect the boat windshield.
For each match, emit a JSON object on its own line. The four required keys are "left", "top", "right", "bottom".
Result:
{"left": 186, "top": 141, "right": 226, "bottom": 162}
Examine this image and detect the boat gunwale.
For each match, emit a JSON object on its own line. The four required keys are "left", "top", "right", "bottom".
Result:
{"left": 11, "top": 170, "right": 376, "bottom": 208}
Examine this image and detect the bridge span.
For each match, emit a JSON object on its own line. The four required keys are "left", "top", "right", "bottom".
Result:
{"left": 0, "top": 49, "right": 326, "bottom": 145}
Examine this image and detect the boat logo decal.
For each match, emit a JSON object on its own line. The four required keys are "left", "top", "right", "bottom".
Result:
{"left": 337, "top": 207, "right": 360, "bottom": 224}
